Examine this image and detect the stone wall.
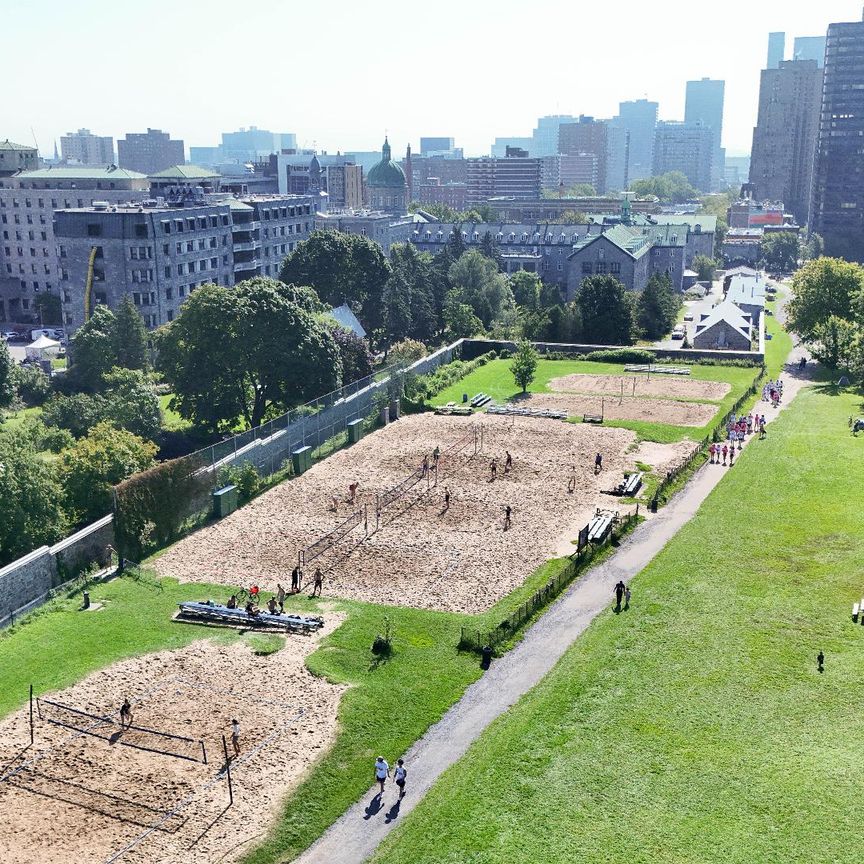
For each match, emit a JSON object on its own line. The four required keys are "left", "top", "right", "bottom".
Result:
{"left": 0, "top": 514, "right": 115, "bottom": 628}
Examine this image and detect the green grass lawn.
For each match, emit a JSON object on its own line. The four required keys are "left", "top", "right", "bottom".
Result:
{"left": 159, "top": 392, "right": 191, "bottom": 431}
{"left": 433, "top": 358, "right": 761, "bottom": 443}
{"left": 0, "top": 404, "right": 42, "bottom": 432}
{"left": 371, "top": 383, "right": 864, "bottom": 864}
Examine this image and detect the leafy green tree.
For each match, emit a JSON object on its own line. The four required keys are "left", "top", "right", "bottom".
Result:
{"left": 449, "top": 250, "right": 513, "bottom": 328}
{"left": 61, "top": 421, "right": 157, "bottom": 523}
{"left": 804, "top": 233, "right": 825, "bottom": 261}
{"left": 760, "top": 231, "right": 800, "bottom": 272}
{"left": 329, "top": 325, "right": 373, "bottom": 384}
{"left": 388, "top": 339, "right": 427, "bottom": 369}
{"left": 0, "top": 427, "right": 67, "bottom": 565}
{"left": 12, "top": 364, "right": 50, "bottom": 406}
{"left": 157, "top": 278, "right": 341, "bottom": 431}
{"left": 510, "top": 340, "right": 539, "bottom": 393}
{"left": 0, "top": 339, "right": 14, "bottom": 410}
{"left": 809, "top": 316, "right": 863, "bottom": 371}
{"left": 34, "top": 292, "right": 62, "bottom": 325}
{"left": 554, "top": 210, "right": 589, "bottom": 225}
{"left": 409, "top": 201, "right": 461, "bottom": 222}
{"left": 42, "top": 391, "right": 109, "bottom": 438}
{"left": 447, "top": 224, "right": 467, "bottom": 259}
{"left": 692, "top": 255, "right": 717, "bottom": 283}
{"left": 443, "top": 290, "right": 483, "bottom": 339}
{"left": 382, "top": 272, "right": 413, "bottom": 347}
{"left": 388, "top": 243, "right": 438, "bottom": 343}
{"left": 69, "top": 305, "right": 117, "bottom": 391}
{"left": 112, "top": 295, "right": 150, "bottom": 370}
{"left": 279, "top": 231, "right": 391, "bottom": 342}
{"left": 519, "top": 307, "right": 551, "bottom": 340}
{"left": 510, "top": 271, "right": 543, "bottom": 311}
{"left": 102, "top": 367, "right": 161, "bottom": 441}
{"left": 479, "top": 231, "right": 503, "bottom": 269}
{"left": 630, "top": 171, "right": 699, "bottom": 201}
{"left": 637, "top": 273, "right": 681, "bottom": 340}
{"left": 576, "top": 275, "right": 636, "bottom": 345}
{"left": 788, "top": 257, "right": 864, "bottom": 340}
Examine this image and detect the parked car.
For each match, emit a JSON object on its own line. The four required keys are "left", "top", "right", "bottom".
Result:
{"left": 683, "top": 313, "right": 694, "bottom": 322}
{"left": 2, "top": 330, "right": 21, "bottom": 341}
{"left": 671, "top": 326, "right": 686, "bottom": 340}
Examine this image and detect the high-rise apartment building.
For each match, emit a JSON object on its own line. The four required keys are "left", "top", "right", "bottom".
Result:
{"left": 793, "top": 36, "right": 826, "bottom": 67}
{"left": 118, "top": 129, "right": 185, "bottom": 175}
{"left": 811, "top": 14, "right": 864, "bottom": 260}
{"left": 749, "top": 59, "right": 822, "bottom": 225}
{"left": 60, "top": 129, "right": 115, "bottom": 166}
{"left": 767, "top": 32, "right": 786, "bottom": 69}
{"left": 653, "top": 122, "right": 714, "bottom": 192}
{"left": 420, "top": 137, "right": 454, "bottom": 155}
{"left": 558, "top": 117, "right": 608, "bottom": 194}
{"left": 532, "top": 116, "right": 577, "bottom": 157}
{"left": 221, "top": 127, "right": 296, "bottom": 162}
{"left": 466, "top": 155, "right": 541, "bottom": 205}
{"left": 616, "top": 99, "right": 658, "bottom": 183}
{"left": 685, "top": 78, "right": 725, "bottom": 189}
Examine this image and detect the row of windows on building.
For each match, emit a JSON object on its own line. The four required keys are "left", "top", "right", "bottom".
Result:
{"left": 4, "top": 246, "right": 51, "bottom": 260}
{"left": 3, "top": 229, "right": 49, "bottom": 242}
{"left": 1, "top": 213, "right": 48, "bottom": 226}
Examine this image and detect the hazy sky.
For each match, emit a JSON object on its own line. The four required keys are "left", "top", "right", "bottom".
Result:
{"left": 4, "top": 0, "right": 861, "bottom": 160}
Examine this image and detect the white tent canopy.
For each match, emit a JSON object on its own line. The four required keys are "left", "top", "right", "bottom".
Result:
{"left": 25, "top": 334, "right": 61, "bottom": 360}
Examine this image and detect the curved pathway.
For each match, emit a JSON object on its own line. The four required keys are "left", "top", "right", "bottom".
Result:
{"left": 296, "top": 351, "right": 812, "bottom": 864}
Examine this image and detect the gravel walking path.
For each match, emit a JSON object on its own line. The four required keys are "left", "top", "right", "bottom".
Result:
{"left": 294, "top": 353, "right": 812, "bottom": 864}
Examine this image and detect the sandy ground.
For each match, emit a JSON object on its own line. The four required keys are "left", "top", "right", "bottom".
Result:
{"left": 0, "top": 619, "right": 345, "bottom": 864}
{"left": 513, "top": 392, "right": 718, "bottom": 427}
{"left": 154, "top": 414, "right": 651, "bottom": 614}
{"left": 548, "top": 372, "right": 730, "bottom": 401}
{"left": 632, "top": 440, "right": 699, "bottom": 474}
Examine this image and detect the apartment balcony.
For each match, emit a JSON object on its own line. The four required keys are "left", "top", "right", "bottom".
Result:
{"left": 234, "top": 259, "right": 260, "bottom": 273}
{"left": 232, "top": 240, "right": 261, "bottom": 252}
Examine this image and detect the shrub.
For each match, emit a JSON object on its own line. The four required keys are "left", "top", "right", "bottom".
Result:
{"left": 14, "top": 365, "right": 51, "bottom": 406}
{"left": 582, "top": 348, "right": 656, "bottom": 364}
{"left": 219, "top": 462, "right": 262, "bottom": 501}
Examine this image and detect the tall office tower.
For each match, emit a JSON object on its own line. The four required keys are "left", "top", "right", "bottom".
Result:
{"left": 118, "top": 129, "right": 185, "bottom": 174}
{"left": 616, "top": 99, "right": 658, "bottom": 182}
{"left": 810, "top": 14, "right": 864, "bottom": 260}
{"left": 60, "top": 129, "right": 115, "bottom": 166}
{"left": 767, "top": 32, "right": 786, "bottom": 69}
{"left": 685, "top": 78, "right": 725, "bottom": 189}
{"left": 652, "top": 121, "right": 714, "bottom": 192}
{"left": 793, "top": 35, "right": 826, "bottom": 67}
{"left": 531, "top": 116, "right": 577, "bottom": 157}
{"left": 749, "top": 59, "right": 822, "bottom": 224}
{"left": 558, "top": 117, "right": 609, "bottom": 193}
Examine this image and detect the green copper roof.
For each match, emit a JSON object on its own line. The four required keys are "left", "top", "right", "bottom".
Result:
{"left": 367, "top": 137, "right": 406, "bottom": 188}
{"left": 15, "top": 166, "right": 148, "bottom": 180}
{"left": 150, "top": 164, "right": 219, "bottom": 180}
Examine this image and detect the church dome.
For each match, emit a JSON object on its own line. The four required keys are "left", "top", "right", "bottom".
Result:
{"left": 367, "top": 137, "right": 406, "bottom": 188}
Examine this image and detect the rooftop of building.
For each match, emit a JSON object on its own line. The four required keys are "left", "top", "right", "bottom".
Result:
{"left": 1, "top": 140, "right": 37, "bottom": 151}
{"left": 11, "top": 165, "right": 148, "bottom": 180}
{"left": 149, "top": 164, "right": 220, "bottom": 180}
{"left": 570, "top": 224, "right": 653, "bottom": 259}
{"left": 367, "top": 138, "right": 407, "bottom": 188}
{"left": 695, "top": 300, "right": 752, "bottom": 337}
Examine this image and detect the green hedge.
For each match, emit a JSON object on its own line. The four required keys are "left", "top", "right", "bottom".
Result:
{"left": 582, "top": 348, "right": 656, "bottom": 364}
{"left": 405, "top": 352, "right": 496, "bottom": 406}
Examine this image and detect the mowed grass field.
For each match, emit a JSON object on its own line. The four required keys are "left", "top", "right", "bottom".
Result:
{"left": 371, "top": 383, "right": 864, "bottom": 864}
{"left": 433, "top": 358, "right": 760, "bottom": 443}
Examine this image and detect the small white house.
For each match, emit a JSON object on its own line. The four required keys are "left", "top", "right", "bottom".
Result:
{"left": 693, "top": 301, "right": 752, "bottom": 351}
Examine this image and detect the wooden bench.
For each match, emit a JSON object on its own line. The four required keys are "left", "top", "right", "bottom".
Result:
{"left": 583, "top": 414, "right": 603, "bottom": 424}
{"left": 470, "top": 393, "right": 491, "bottom": 408}
{"left": 853, "top": 602, "right": 860, "bottom": 622}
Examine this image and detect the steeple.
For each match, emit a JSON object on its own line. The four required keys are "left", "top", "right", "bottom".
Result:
{"left": 405, "top": 143, "right": 413, "bottom": 202}
{"left": 382, "top": 136, "right": 391, "bottom": 161}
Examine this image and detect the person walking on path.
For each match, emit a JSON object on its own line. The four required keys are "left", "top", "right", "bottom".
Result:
{"left": 624, "top": 586, "right": 631, "bottom": 610}
{"left": 615, "top": 580, "right": 626, "bottom": 612}
{"left": 312, "top": 568, "right": 323, "bottom": 597}
{"left": 393, "top": 759, "right": 408, "bottom": 798}
{"left": 709, "top": 442, "right": 716, "bottom": 464}
{"left": 374, "top": 757, "right": 390, "bottom": 796}
{"left": 721, "top": 444, "right": 728, "bottom": 465}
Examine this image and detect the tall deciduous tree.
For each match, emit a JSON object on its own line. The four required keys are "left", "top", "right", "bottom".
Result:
{"left": 511, "top": 340, "right": 539, "bottom": 393}
{"left": 157, "top": 278, "right": 342, "bottom": 431}
{"left": 328, "top": 325, "right": 373, "bottom": 385}
{"left": 61, "top": 421, "right": 157, "bottom": 523}
{"left": 576, "top": 275, "right": 636, "bottom": 345}
{"left": 102, "top": 367, "right": 161, "bottom": 441}
{"left": 69, "top": 305, "right": 118, "bottom": 391}
{"left": 443, "top": 290, "right": 483, "bottom": 339}
{"left": 637, "top": 273, "right": 681, "bottom": 339}
{"left": 0, "top": 428, "right": 67, "bottom": 565}
{"left": 448, "top": 250, "right": 513, "bottom": 328}
{"left": 510, "top": 271, "right": 543, "bottom": 312}
{"left": 388, "top": 243, "right": 438, "bottom": 343}
{"left": 760, "top": 231, "right": 800, "bottom": 273}
{"left": 787, "top": 257, "right": 864, "bottom": 340}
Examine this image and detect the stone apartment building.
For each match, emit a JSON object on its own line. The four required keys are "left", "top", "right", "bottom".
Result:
{"left": 0, "top": 166, "right": 150, "bottom": 323}
{"left": 54, "top": 194, "right": 314, "bottom": 332}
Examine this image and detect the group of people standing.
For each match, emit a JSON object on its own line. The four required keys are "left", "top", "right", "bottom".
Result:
{"left": 762, "top": 379, "right": 783, "bottom": 408}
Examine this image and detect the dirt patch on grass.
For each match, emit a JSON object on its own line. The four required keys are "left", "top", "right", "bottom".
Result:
{"left": 632, "top": 440, "right": 699, "bottom": 473}
{"left": 514, "top": 392, "right": 718, "bottom": 427}
{"left": 0, "top": 619, "right": 345, "bottom": 864}
{"left": 154, "top": 413, "right": 643, "bottom": 614}
{"left": 549, "top": 372, "right": 730, "bottom": 401}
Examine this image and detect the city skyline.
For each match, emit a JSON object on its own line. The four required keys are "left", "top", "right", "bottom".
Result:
{"left": 4, "top": 0, "right": 860, "bottom": 161}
